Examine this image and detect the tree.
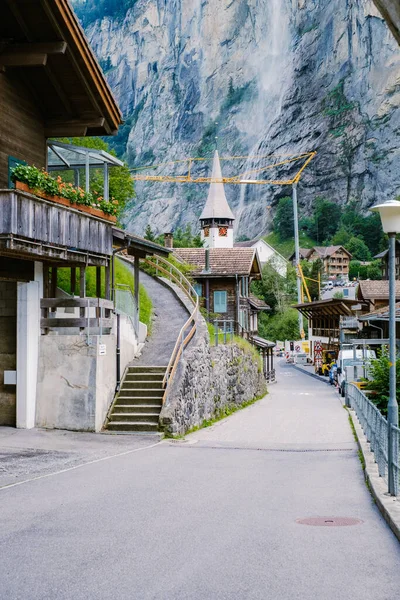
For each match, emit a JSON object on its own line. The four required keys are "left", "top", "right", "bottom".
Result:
{"left": 331, "top": 227, "right": 352, "bottom": 247}
{"left": 258, "top": 309, "right": 306, "bottom": 342}
{"left": 273, "top": 197, "right": 294, "bottom": 240}
{"left": 309, "top": 197, "right": 341, "bottom": 242}
{"left": 252, "top": 260, "right": 297, "bottom": 314}
{"left": 349, "top": 259, "right": 382, "bottom": 280}
{"left": 345, "top": 237, "right": 371, "bottom": 261}
{"left": 144, "top": 224, "right": 156, "bottom": 242}
{"left": 364, "top": 347, "right": 400, "bottom": 418}
{"left": 55, "top": 136, "right": 135, "bottom": 215}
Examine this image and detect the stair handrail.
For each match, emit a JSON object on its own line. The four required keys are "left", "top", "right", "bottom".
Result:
{"left": 141, "top": 255, "right": 199, "bottom": 402}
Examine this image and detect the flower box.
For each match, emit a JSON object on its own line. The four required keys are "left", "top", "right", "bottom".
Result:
{"left": 15, "top": 181, "right": 117, "bottom": 223}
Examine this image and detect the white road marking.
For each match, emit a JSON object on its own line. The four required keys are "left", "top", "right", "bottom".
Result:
{"left": 0, "top": 440, "right": 162, "bottom": 492}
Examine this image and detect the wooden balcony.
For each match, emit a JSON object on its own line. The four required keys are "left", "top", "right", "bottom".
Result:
{"left": 0, "top": 188, "right": 113, "bottom": 266}
{"left": 40, "top": 297, "right": 114, "bottom": 333}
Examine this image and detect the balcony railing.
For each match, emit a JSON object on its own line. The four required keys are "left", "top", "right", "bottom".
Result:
{"left": 40, "top": 297, "right": 113, "bottom": 332}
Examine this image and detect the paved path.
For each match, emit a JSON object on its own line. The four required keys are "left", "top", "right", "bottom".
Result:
{"left": 0, "top": 362, "right": 399, "bottom": 599}
{"left": 133, "top": 269, "right": 189, "bottom": 366}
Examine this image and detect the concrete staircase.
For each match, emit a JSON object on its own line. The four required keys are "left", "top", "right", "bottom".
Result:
{"left": 105, "top": 366, "right": 167, "bottom": 433}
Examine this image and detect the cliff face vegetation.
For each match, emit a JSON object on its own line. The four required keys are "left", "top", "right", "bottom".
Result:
{"left": 73, "top": 0, "right": 400, "bottom": 238}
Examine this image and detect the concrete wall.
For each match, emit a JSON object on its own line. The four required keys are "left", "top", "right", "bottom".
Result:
{"left": 36, "top": 315, "right": 138, "bottom": 432}
{"left": 0, "top": 281, "right": 17, "bottom": 425}
{"left": 160, "top": 317, "right": 267, "bottom": 436}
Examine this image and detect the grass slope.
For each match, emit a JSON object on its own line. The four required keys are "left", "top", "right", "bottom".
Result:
{"left": 57, "top": 258, "right": 153, "bottom": 329}
{"left": 264, "top": 231, "right": 316, "bottom": 259}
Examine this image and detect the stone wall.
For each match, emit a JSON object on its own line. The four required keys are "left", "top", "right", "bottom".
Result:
{"left": 36, "top": 315, "right": 139, "bottom": 432}
{"left": 160, "top": 318, "right": 267, "bottom": 436}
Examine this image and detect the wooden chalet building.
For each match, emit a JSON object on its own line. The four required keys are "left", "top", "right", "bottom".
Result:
{"left": 290, "top": 246, "right": 352, "bottom": 279}
{"left": 0, "top": 0, "right": 168, "bottom": 431}
{"left": 294, "top": 298, "right": 360, "bottom": 360}
{"left": 357, "top": 280, "right": 400, "bottom": 313}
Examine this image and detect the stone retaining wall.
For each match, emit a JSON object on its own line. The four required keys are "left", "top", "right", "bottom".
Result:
{"left": 160, "top": 318, "right": 267, "bottom": 436}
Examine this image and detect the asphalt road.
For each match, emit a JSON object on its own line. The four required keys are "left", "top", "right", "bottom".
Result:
{"left": 1, "top": 363, "right": 399, "bottom": 600}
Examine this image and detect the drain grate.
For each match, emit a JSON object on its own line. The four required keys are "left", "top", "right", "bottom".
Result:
{"left": 296, "top": 517, "right": 363, "bottom": 527}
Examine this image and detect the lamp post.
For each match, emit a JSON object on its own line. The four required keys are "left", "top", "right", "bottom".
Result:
{"left": 371, "top": 199, "right": 400, "bottom": 495}
{"left": 292, "top": 183, "right": 304, "bottom": 338}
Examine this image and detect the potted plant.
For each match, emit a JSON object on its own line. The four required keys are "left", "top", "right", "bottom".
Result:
{"left": 11, "top": 164, "right": 119, "bottom": 223}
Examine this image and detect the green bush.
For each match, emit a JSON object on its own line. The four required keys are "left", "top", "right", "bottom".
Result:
{"left": 57, "top": 258, "right": 153, "bottom": 329}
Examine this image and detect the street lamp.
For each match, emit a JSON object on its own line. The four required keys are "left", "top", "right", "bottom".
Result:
{"left": 371, "top": 199, "right": 400, "bottom": 495}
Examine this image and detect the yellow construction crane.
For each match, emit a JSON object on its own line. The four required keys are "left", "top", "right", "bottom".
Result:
{"left": 130, "top": 151, "right": 316, "bottom": 185}
{"left": 297, "top": 263, "right": 321, "bottom": 303}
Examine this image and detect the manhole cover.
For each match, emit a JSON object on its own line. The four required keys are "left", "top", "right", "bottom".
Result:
{"left": 296, "top": 517, "right": 363, "bottom": 527}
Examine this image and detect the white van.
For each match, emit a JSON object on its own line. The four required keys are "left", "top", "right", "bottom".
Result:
{"left": 337, "top": 347, "right": 376, "bottom": 396}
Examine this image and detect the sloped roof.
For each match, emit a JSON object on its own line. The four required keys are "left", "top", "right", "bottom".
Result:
{"left": 173, "top": 248, "right": 260, "bottom": 277}
{"left": 248, "top": 294, "right": 270, "bottom": 310}
{"left": 234, "top": 238, "right": 288, "bottom": 263}
{"left": 357, "top": 280, "right": 400, "bottom": 301}
{"left": 289, "top": 248, "right": 313, "bottom": 261}
{"left": 199, "top": 151, "right": 235, "bottom": 221}
{"left": 359, "top": 301, "right": 400, "bottom": 321}
{"left": 311, "top": 245, "right": 352, "bottom": 258}
{"left": 0, "top": 0, "right": 122, "bottom": 136}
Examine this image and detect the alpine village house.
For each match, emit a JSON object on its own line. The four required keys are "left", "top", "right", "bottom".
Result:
{"left": 0, "top": 0, "right": 169, "bottom": 431}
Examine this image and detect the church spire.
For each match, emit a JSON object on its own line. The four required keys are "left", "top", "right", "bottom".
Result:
{"left": 200, "top": 150, "right": 235, "bottom": 221}
{"left": 200, "top": 151, "right": 235, "bottom": 249}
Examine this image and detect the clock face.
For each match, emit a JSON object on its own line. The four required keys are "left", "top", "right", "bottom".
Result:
{"left": 219, "top": 227, "right": 228, "bottom": 237}
{"left": 204, "top": 227, "right": 210, "bottom": 237}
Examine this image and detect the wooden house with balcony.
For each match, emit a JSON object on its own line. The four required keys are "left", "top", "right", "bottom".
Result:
{"left": 289, "top": 245, "right": 352, "bottom": 279}
{"left": 0, "top": 0, "right": 169, "bottom": 431}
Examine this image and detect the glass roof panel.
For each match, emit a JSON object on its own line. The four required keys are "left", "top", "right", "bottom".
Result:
{"left": 47, "top": 141, "right": 124, "bottom": 170}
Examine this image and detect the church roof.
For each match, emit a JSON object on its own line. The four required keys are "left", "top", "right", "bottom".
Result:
{"left": 199, "top": 151, "right": 235, "bottom": 221}
{"left": 173, "top": 248, "right": 261, "bottom": 278}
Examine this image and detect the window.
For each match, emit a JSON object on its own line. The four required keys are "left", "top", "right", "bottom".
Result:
{"left": 213, "top": 290, "right": 227, "bottom": 313}
{"left": 8, "top": 156, "right": 27, "bottom": 188}
{"left": 194, "top": 283, "right": 202, "bottom": 297}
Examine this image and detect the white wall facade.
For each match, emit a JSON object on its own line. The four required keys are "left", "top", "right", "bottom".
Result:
{"left": 254, "top": 241, "right": 287, "bottom": 276}
{"left": 201, "top": 226, "right": 234, "bottom": 249}
{"left": 16, "top": 262, "right": 43, "bottom": 429}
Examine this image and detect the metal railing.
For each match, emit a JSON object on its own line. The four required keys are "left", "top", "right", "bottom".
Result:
{"left": 213, "top": 319, "right": 235, "bottom": 346}
{"left": 114, "top": 284, "right": 138, "bottom": 335}
{"left": 347, "top": 383, "right": 399, "bottom": 495}
{"left": 142, "top": 255, "right": 199, "bottom": 403}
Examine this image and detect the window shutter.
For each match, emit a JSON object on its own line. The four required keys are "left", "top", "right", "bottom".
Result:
{"left": 214, "top": 291, "right": 227, "bottom": 313}
{"left": 194, "top": 283, "right": 202, "bottom": 297}
{"left": 8, "top": 156, "right": 27, "bottom": 188}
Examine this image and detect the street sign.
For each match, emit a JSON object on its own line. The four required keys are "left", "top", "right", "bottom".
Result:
{"left": 295, "top": 345, "right": 301, "bottom": 352}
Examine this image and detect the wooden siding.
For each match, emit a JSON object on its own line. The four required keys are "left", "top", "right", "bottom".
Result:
{"left": 0, "top": 72, "right": 46, "bottom": 188}
{"left": 0, "top": 190, "right": 113, "bottom": 258}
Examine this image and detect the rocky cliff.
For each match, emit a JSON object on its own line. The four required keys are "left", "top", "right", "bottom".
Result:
{"left": 73, "top": 0, "right": 400, "bottom": 239}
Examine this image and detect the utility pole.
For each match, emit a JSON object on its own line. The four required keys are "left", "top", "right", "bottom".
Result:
{"left": 292, "top": 182, "right": 304, "bottom": 337}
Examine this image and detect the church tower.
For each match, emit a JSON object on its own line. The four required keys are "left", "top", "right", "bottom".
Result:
{"left": 199, "top": 150, "right": 235, "bottom": 249}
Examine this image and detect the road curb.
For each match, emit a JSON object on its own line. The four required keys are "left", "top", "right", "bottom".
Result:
{"left": 290, "top": 364, "right": 330, "bottom": 385}
{"left": 347, "top": 408, "right": 400, "bottom": 543}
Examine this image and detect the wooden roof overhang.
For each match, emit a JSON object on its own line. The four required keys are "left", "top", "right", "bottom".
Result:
{"left": 0, "top": 0, "right": 122, "bottom": 136}
{"left": 112, "top": 229, "right": 171, "bottom": 260}
{"left": 293, "top": 299, "right": 359, "bottom": 320}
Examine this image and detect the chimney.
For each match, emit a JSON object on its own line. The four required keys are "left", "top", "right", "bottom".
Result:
{"left": 204, "top": 248, "right": 211, "bottom": 273}
{"left": 164, "top": 232, "right": 173, "bottom": 249}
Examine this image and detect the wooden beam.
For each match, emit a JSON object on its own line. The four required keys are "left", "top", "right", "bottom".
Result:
{"left": 0, "top": 42, "right": 67, "bottom": 67}
{"left": 41, "top": 317, "right": 113, "bottom": 329}
{"left": 45, "top": 63, "right": 74, "bottom": 116}
{"left": 45, "top": 117, "right": 105, "bottom": 129}
{"left": 44, "top": 124, "right": 88, "bottom": 137}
